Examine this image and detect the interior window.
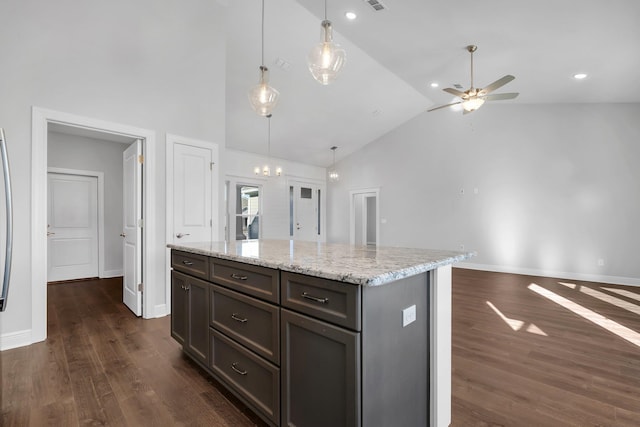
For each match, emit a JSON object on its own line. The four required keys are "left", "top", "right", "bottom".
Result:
{"left": 235, "top": 185, "right": 260, "bottom": 240}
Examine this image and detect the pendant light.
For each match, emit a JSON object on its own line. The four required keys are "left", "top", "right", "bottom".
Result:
{"left": 307, "top": 0, "right": 346, "bottom": 85}
{"left": 248, "top": 0, "right": 280, "bottom": 116}
{"left": 254, "top": 114, "right": 282, "bottom": 177}
{"left": 328, "top": 146, "right": 339, "bottom": 181}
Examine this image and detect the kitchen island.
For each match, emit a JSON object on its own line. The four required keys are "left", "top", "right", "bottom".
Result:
{"left": 168, "top": 239, "right": 473, "bottom": 427}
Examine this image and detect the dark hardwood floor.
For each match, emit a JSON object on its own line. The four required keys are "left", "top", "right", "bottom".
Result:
{"left": 1, "top": 270, "right": 639, "bottom": 426}
{"left": 451, "top": 269, "right": 640, "bottom": 426}
{"left": 0, "top": 277, "right": 262, "bottom": 427}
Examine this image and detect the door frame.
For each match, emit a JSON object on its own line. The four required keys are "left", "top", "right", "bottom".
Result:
{"left": 32, "top": 107, "right": 158, "bottom": 344}
{"left": 165, "top": 133, "right": 220, "bottom": 313}
{"left": 286, "top": 176, "right": 326, "bottom": 242}
{"left": 349, "top": 188, "right": 380, "bottom": 247}
{"left": 47, "top": 168, "right": 105, "bottom": 279}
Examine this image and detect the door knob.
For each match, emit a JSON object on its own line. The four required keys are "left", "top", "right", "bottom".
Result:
{"left": 176, "top": 233, "right": 190, "bottom": 239}
{"left": 120, "top": 233, "right": 126, "bottom": 237}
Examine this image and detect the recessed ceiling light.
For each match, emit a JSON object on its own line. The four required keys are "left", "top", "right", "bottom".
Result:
{"left": 345, "top": 11, "right": 357, "bottom": 20}
{"left": 430, "top": 82, "right": 439, "bottom": 88}
{"left": 573, "top": 73, "right": 588, "bottom": 80}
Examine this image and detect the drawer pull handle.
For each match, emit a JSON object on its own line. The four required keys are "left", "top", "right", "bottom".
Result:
{"left": 231, "top": 362, "right": 247, "bottom": 376}
{"left": 230, "top": 273, "right": 248, "bottom": 281}
{"left": 182, "top": 260, "right": 194, "bottom": 266}
{"left": 231, "top": 313, "right": 248, "bottom": 323}
{"left": 302, "top": 292, "right": 329, "bottom": 304}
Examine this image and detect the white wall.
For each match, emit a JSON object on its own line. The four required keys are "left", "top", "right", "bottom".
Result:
{"left": 0, "top": 0, "right": 226, "bottom": 348}
{"left": 224, "top": 149, "right": 326, "bottom": 241}
{"left": 327, "top": 103, "right": 640, "bottom": 285}
{"left": 48, "top": 131, "right": 128, "bottom": 276}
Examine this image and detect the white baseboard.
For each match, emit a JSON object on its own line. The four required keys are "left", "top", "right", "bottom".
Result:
{"left": 152, "top": 304, "right": 168, "bottom": 318}
{"left": 457, "top": 262, "right": 640, "bottom": 287}
{"left": 101, "top": 269, "right": 123, "bottom": 278}
{"left": 0, "top": 329, "right": 32, "bottom": 351}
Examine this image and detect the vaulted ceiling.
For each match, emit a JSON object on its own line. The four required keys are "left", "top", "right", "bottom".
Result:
{"left": 225, "top": 0, "right": 640, "bottom": 167}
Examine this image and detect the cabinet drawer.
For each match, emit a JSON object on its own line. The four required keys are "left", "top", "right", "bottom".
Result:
{"left": 281, "top": 272, "right": 361, "bottom": 331}
{"left": 210, "top": 284, "right": 279, "bottom": 365}
{"left": 171, "top": 251, "right": 209, "bottom": 280}
{"left": 210, "top": 258, "right": 279, "bottom": 303}
{"left": 210, "top": 328, "right": 280, "bottom": 424}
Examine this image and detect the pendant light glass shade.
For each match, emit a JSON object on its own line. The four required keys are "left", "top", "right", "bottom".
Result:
{"left": 308, "top": 20, "right": 346, "bottom": 85}
{"left": 248, "top": 66, "right": 280, "bottom": 116}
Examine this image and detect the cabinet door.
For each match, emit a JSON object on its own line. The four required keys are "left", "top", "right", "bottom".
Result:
{"left": 171, "top": 271, "right": 187, "bottom": 345}
{"left": 281, "top": 309, "right": 361, "bottom": 427}
{"left": 186, "top": 274, "right": 210, "bottom": 366}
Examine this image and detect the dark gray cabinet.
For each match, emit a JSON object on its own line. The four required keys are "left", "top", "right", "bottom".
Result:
{"left": 170, "top": 270, "right": 187, "bottom": 345}
{"left": 171, "top": 249, "right": 431, "bottom": 427}
{"left": 171, "top": 270, "right": 210, "bottom": 367}
{"left": 281, "top": 308, "right": 360, "bottom": 427}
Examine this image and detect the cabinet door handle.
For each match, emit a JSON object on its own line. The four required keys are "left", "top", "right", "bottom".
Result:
{"left": 185, "top": 286, "right": 190, "bottom": 291}
{"left": 231, "top": 362, "right": 247, "bottom": 376}
{"left": 302, "top": 292, "right": 329, "bottom": 304}
{"left": 231, "top": 313, "right": 248, "bottom": 323}
{"left": 176, "top": 233, "right": 190, "bottom": 239}
{"left": 182, "top": 260, "right": 194, "bottom": 266}
{"left": 230, "top": 273, "right": 248, "bottom": 281}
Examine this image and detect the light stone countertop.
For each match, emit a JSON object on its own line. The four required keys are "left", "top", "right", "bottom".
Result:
{"left": 168, "top": 239, "right": 474, "bottom": 286}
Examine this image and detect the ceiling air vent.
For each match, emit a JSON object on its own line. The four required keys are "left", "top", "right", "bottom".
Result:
{"left": 364, "top": 0, "right": 387, "bottom": 12}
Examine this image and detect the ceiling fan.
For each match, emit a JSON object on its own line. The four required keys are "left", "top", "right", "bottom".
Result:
{"left": 428, "top": 45, "right": 519, "bottom": 114}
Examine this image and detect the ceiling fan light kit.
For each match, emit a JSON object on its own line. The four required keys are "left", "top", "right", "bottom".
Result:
{"left": 248, "top": 0, "right": 280, "bottom": 116}
{"left": 428, "top": 44, "right": 519, "bottom": 114}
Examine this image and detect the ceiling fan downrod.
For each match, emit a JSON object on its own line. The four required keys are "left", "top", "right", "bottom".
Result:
{"left": 467, "top": 45, "right": 477, "bottom": 90}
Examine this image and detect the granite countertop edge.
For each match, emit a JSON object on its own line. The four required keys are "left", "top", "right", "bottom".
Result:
{"left": 168, "top": 241, "right": 474, "bottom": 287}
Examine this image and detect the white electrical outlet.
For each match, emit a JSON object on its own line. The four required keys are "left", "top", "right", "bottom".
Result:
{"left": 402, "top": 305, "right": 416, "bottom": 327}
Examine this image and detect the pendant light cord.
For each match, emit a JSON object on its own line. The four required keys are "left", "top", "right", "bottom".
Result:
{"left": 324, "top": 0, "right": 327, "bottom": 20}
{"left": 267, "top": 114, "right": 272, "bottom": 157}
{"left": 261, "top": 0, "right": 265, "bottom": 66}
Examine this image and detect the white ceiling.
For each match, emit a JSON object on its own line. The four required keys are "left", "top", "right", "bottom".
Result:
{"left": 225, "top": 0, "right": 640, "bottom": 167}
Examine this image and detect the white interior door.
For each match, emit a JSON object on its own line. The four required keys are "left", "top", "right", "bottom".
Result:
{"left": 172, "top": 143, "right": 212, "bottom": 243}
{"left": 123, "top": 140, "right": 142, "bottom": 316}
{"left": 290, "top": 181, "right": 321, "bottom": 241}
{"left": 47, "top": 172, "right": 98, "bottom": 281}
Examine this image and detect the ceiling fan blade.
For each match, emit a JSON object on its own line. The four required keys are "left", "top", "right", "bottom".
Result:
{"left": 481, "top": 75, "right": 515, "bottom": 95}
{"left": 480, "top": 92, "right": 519, "bottom": 101}
{"left": 443, "top": 88, "right": 466, "bottom": 98}
{"left": 427, "top": 101, "right": 462, "bottom": 112}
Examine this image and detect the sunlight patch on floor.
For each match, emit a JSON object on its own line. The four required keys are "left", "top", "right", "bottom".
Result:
{"left": 603, "top": 288, "right": 640, "bottom": 303}
{"left": 580, "top": 286, "right": 640, "bottom": 316}
{"left": 486, "top": 301, "right": 547, "bottom": 336}
{"left": 558, "top": 282, "right": 577, "bottom": 289}
{"left": 529, "top": 283, "right": 640, "bottom": 348}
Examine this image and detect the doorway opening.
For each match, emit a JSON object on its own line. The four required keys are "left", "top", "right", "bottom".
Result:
{"left": 350, "top": 189, "right": 380, "bottom": 247}
{"left": 32, "top": 107, "right": 158, "bottom": 345}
